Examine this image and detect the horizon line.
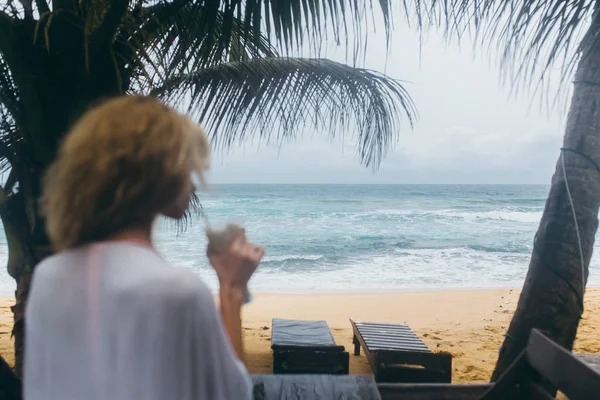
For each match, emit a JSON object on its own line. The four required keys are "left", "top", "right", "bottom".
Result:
{"left": 208, "top": 182, "right": 550, "bottom": 186}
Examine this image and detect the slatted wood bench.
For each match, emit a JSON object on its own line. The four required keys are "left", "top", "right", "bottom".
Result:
{"left": 377, "top": 329, "right": 600, "bottom": 400}
{"left": 478, "top": 329, "right": 600, "bottom": 400}
{"left": 350, "top": 319, "right": 452, "bottom": 383}
{"left": 271, "top": 318, "right": 350, "bottom": 375}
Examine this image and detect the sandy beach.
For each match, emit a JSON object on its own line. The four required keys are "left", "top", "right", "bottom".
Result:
{"left": 1, "top": 288, "right": 599, "bottom": 382}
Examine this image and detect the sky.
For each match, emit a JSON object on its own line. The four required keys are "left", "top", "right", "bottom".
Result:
{"left": 207, "top": 22, "right": 570, "bottom": 185}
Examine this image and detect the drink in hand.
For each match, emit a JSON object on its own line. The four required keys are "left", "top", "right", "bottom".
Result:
{"left": 205, "top": 223, "right": 253, "bottom": 304}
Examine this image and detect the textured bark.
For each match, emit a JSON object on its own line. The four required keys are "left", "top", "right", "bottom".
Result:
{"left": 11, "top": 274, "right": 30, "bottom": 378}
{"left": 0, "top": 188, "right": 47, "bottom": 377}
{"left": 0, "top": 8, "right": 127, "bottom": 377}
{"left": 491, "top": 18, "right": 600, "bottom": 387}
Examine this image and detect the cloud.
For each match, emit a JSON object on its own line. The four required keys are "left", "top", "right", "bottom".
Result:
{"left": 206, "top": 24, "right": 567, "bottom": 185}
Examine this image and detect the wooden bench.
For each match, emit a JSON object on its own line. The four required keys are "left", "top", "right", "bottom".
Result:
{"left": 478, "top": 329, "right": 600, "bottom": 400}
{"left": 377, "top": 329, "right": 600, "bottom": 400}
{"left": 350, "top": 319, "right": 452, "bottom": 383}
{"left": 271, "top": 318, "right": 349, "bottom": 375}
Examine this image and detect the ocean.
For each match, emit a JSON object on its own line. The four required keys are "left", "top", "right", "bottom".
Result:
{"left": 0, "top": 184, "right": 598, "bottom": 295}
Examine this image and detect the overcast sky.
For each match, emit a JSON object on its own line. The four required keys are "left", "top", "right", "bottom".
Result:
{"left": 207, "top": 24, "right": 568, "bottom": 185}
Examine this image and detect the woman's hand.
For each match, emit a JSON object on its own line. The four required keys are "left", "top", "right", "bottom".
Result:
{"left": 207, "top": 229, "right": 264, "bottom": 290}
{"left": 209, "top": 230, "right": 263, "bottom": 362}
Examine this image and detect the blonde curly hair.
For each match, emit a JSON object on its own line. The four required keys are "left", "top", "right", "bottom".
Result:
{"left": 42, "top": 95, "right": 210, "bottom": 251}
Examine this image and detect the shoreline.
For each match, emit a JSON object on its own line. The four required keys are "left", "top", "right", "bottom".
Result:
{"left": 0, "top": 284, "right": 598, "bottom": 298}
{"left": 0, "top": 286, "right": 528, "bottom": 298}
{"left": 1, "top": 287, "right": 600, "bottom": 382}
{"left": 242, "top": 284, "right": 600, "bottom": 295}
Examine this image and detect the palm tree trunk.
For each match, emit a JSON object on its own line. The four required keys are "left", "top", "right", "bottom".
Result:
{"left": 491, "top": 18, "right": 600, "bottom": 387}
{"left": 0, "top": 208, "right": 33, "bottom": 379}
{"left": 0, "top": 170, "right": 51, "bottom": 378}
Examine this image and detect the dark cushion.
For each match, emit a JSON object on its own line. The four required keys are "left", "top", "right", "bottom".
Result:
{"left": 271, "top": 318, "right": 345, "bottom": 352}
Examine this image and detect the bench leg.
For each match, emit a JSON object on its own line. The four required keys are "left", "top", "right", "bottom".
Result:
{"left": 353, "top": 335, "right": 360, "bottom": 356}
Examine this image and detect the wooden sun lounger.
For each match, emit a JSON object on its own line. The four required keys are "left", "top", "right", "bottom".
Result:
{"left": 350, "top": 319, "right": 452, "bottom": 383}
{"left": 271, "top": 318, "right": 350, "bottom": 375}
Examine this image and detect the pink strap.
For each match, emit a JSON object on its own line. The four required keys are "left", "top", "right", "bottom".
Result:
{"left": 87, "top": 244, "right": 102, "bottom": 380}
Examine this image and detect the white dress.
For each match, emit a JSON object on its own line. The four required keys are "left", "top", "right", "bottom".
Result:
{"left": 24, "top": 242, "right": 252, "bottom": 400}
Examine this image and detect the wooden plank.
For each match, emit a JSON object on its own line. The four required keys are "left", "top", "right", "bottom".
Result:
{"left": 362, "top": 335, "right": 425, "bottom": 344}
{"left": 363, "top": 337, "right": 428, "bottom": 345}
{"left": 369, "top": 346, "right": 433, "bottom": 357}
{"left": 363, "top": 338, "right": 430, "bottom": 347}
{"left": 358, "top": 327, "right": 415, "bottom": 335}
{"left": 367, "top": 343, "right": 430, "bottom": 351}
{"left": 365, "top": 339, "right": 428, "bottom": 348}
{"left": 359, "top": 329, "right": 423, "bottom": 338}
{"left": 369, "top": 347, "right": 430, "bottom": 354}
{"left": 368, "top": 345, "right": 430, "bottom": 353}
{"left": 378, "top": 383, "right": 491, "bottom": 400}
{"left": 356, "top": 322, "right": 412, "bottom": 330}
{"left": 358, "top": 326, "right": 419, "bottom": 333}
{"left": 358, "top": 326, "right": 418, "bottom": 333}
{"left": 576, "top": 353, "right": 600, "bottom": 374}
{"left": 477, "top": 351, "right": 528, "bottom": 400}
{"left": 355, "top": 324, "right": 426, "bottom": 338}
{"left": 361, "top": 333, "right": 426, "bottom": 342}
{"left": 365, "top": 340, "right": 429, "bottom": 348}
{"left": 251, "top": 374, "right": 381, "bottom": 400}
{"left": 521, "top": 381, "right": 555, "bottom": 400}
{"left": 527, "top": 329, "right": 600, "bottom": 400}
{"left": 359, "top": 329, "right": 417, "bottom": 337}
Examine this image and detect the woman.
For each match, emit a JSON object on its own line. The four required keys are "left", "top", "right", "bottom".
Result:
{"left": 24, "top": 95, "right": 263, "bottom": 400}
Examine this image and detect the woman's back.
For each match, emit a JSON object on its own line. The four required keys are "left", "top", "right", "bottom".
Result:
{"left": 25, "top": 96, "right": 262, "bottom": 399}
{"left": 24, "top": 242, "right": 252, "bottom": 400}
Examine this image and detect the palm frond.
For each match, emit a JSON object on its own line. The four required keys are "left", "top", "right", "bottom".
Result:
{"left": 171, "top": 0, "right": 394, "bottom": 62}
{"left": 152, "top": 57, "right": 416, "bottom": 168}
{"left": 117, "top": 1, "right": 279, "bottom": 93}
{"left": 122, "top": 0, "right": 394, "bottom": 75}
{"left": 0, "top": 106, "right": 21, "bottom": 175}
{"left": 0, "top": 56, "right": 21, "bottom": 127}
{"left": 411, "top": 0, "right": 596, "bottom": 105}
{"left": 0, "top": 57, "right": 24, "bottom": 174}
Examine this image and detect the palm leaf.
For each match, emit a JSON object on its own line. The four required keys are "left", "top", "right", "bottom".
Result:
{"left": 152, "top": 57, "right": 416, "bottom": 168}
{"left": 173, "top": 0, "right": 395, "bottom": 62}
{"left": 116, "top": 1, "right": 279, "bottom": 93}
{"left": 0, "top": 56, "right": 21, "bottom": 131}
{"left": 0, "top": 57, "right": 23, "bottom": 177}
{"left": 0, "top": 107, "right": 19, "bottom": 173}
{"left": 411, "top": 0, "right": 597, "bottom": 104}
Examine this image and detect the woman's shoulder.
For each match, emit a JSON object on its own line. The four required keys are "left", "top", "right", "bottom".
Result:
{"left": 34, "top": 243, "right": 214, "bottom": 308}
{"left": 121, "top": 267, "right": 218, "bottom": 324}
{"left": 131, "top": 264, "right": 212, "bottom": 303}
